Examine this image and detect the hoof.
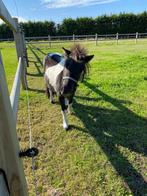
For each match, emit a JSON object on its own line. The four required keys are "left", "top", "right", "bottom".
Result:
{"left": 68, "top": 111, "right": 75, "bottom": 115}
{"left": 50, "top": 100, "right": 55, "bottom": 104}
{"left": 65, "top": 127, "right": 69, "bottom": 131}
{"left": 63, "top": 125, "right": 69, "bottom": 131}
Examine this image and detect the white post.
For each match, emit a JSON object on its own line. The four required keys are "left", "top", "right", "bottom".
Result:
{"left": 116, "top": 33, "right": 119, "bottom": 45}
{"left": 13, "top": 18, "right": 27, "bottom": 90}
{"left": 0, "top": 54, "right": 28, "bottom": 196}
{"left": 10, "top": 58, "right": 22, "bottom": 122}
{"left": 136, "top": 32, "right": 138, "bottom": 44}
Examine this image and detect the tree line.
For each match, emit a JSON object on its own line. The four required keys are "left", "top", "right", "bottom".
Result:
{"left": 0, "top": 12, "right": 147, "bottom": 39}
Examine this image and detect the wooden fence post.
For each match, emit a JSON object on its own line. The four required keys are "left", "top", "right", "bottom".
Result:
{"left": 0, "top": 54, "right": 28, "bottom": 196}
{"left": 13, "top": 18, "right": 27, "bottom": 90}
{"left": 48, "top": 35, "right": 51, "bottom": 48}
{"left": 135, "top": 32, "right": 138, "bottom": 43}
{"left": 21, "top": 28, "right": 29, "bottom": 67}
{"left": 116, "top": 33, "right": 119, "bottom": 45}
{"left": 73, "top": 34, "right": 75, "bottom": 43}
{"left": 95, "top": 33, "right": 98, "bottom": 46}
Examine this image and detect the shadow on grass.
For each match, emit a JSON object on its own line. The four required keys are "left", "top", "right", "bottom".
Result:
{"left": 73, "top": 80, "right": 147, "bottom": 195}
{"left": 28, "top": 45, "right": 44, "bottom": 76}
{"left": 27, "top": 72, "right": 43, "bottom": 77}
{"left": 34, "top": 62, "right": 42, "bottom": 75}
{"left": 35, "top": 47, "right": 47, "bottom": 55}
{"left": 28, "top": 87, "right": 45, "bottom": 94}
{"left": 28, "top": 44, "right": 44, "bottom": 67}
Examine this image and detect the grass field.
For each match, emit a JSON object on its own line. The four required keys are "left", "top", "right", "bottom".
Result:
{"left": 1, "top": 40, "right": 147, "bottom": 195}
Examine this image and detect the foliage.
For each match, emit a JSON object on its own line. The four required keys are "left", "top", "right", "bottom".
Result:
{"left": 1, "top": 12, "right": 147, "bottom": 39}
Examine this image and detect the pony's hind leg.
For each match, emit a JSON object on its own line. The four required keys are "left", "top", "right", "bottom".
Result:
{"left": 45, "top": 86, "right": 54, "bottom": 104}
{"left": 45, "top": 86, "right": 50, "bottom": 98}
{"left": 49, "top": 89, "right": 54, "bottom": 104}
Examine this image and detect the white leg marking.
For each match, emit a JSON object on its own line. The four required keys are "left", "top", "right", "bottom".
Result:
{"left": 61, "top": 110, "right": 68, "bottom": 130}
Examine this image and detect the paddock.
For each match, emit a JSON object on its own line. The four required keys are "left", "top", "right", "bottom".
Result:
{"left": 1, "top": 39, "right": 147, "bottom": 195}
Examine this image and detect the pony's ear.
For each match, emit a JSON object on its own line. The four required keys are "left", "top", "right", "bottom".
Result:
{"left": 83, "top": 55, "right": 94, "bottom": 63}
{"left": 62, "top": 47, "right": 71, "bottom": 56}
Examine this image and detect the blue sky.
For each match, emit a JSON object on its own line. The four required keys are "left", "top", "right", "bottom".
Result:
{"left": 2, "top": 0, "right": 147, "bottom": 23}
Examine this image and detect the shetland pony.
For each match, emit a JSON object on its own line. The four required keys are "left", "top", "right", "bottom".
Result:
{"left": 43, "top": 44, "right": 94, "bottom": 130}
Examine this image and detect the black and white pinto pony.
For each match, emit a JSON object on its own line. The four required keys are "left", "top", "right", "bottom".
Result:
{"left": 43, "top": 44, "right": 94, "bottom": 130}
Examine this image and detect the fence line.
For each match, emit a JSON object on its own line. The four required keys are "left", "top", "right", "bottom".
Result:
{"left": 1, "top": 32, "right": 147, "bottom": 43}
{"left": 0, "top": 53, "right": 27, "bottom": 196}
{"left": 0, "top": 0, "right": 28, "bottom": 195}
{"left": 18, "top": 32, "right": 147, "bottom": 47}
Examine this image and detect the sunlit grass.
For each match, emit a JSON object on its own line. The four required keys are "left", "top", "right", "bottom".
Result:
{"left": 1, "top": 40, "right": 147, "bottom": 195}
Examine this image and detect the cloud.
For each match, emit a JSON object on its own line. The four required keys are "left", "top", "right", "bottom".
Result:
{"left": 17, "top": 17, "right": 28, "bottom": 23}
{"left": 42, "top": 0, "right": 119, "bottom": 8}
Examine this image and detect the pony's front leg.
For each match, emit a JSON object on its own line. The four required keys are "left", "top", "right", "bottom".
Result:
{"left": 68, "top": 96, "right": 74, "bottom": 114}
{"left": 59, "top": 96, "right": 69, "bottom": 130}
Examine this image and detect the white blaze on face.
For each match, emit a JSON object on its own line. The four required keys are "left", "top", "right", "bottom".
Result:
{"left": 45, "top": 59, "right": 65, "bottom": 91}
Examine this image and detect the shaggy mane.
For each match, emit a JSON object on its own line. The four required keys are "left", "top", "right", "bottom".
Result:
{"left": 70, "top": 44, "right": 90, "bottom": 80}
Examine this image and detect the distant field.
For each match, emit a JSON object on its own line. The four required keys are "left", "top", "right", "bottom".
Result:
{"left": 1, "top": 40, "right": 147, "bottom": 195}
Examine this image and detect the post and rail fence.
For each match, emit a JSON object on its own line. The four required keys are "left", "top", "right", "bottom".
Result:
{"left": 0, "top": 0, "right": 28, "bottom": 195}
{"left": 18, "top": 32, "right": 147, "bottom": 47}
{"left": 1, "top": 32, "right": 147, "bottom": 46}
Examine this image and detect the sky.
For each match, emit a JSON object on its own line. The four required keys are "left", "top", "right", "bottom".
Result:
{"left": 1, "top": 0, "right": 147, "bottom": 24}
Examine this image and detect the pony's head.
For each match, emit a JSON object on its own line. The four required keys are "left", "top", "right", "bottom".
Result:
{"left": 61, "top": 44, "right": 94, "bottom": 97}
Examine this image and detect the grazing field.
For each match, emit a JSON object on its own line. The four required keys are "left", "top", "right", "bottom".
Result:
{"left": 1, "top": 40, "right": 147, "bottom": 195}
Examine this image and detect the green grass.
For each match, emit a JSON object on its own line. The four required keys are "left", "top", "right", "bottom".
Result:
{"left": 1, "top": 40, "right": 147, "bottom": 195}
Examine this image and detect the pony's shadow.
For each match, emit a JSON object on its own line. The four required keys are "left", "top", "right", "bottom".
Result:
{"left": 73, "top": 81, "right": 147, "bottom": 195}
